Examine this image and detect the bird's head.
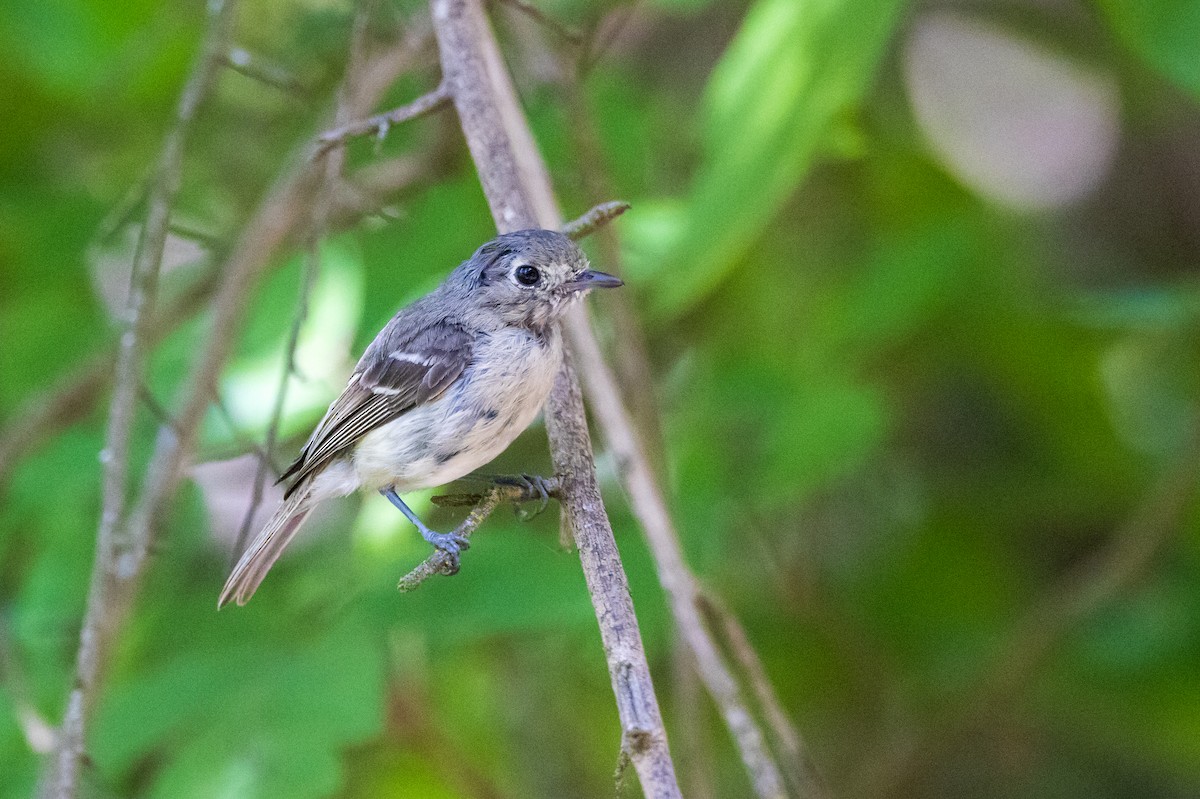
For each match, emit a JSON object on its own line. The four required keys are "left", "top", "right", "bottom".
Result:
{"left": 452, "top": 229, "right": 622, "bottom": 332}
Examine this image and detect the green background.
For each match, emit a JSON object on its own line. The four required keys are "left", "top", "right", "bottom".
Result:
{"left": 2, "top": 0, "right": 1200, "bottom": 796}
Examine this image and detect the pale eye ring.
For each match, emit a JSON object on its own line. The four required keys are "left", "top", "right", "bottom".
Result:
{"left": 515, "top": 264, "right": 541, "bottom": 286}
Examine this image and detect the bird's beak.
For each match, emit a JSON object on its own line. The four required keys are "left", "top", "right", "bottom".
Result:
{"left": 566, "top": 269, "right": 624, "bottom": 292}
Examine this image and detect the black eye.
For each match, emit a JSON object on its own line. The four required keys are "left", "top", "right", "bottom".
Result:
{"left": 515, "top": 265, "right": 541, "bottom": 286}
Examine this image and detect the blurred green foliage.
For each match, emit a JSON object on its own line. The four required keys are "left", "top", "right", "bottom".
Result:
{"left": 2, "top": 0, "right": 1200, "bottom": 797}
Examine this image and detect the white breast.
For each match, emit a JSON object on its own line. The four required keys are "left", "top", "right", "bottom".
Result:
{"left": 352, "top": 327, "right": 562, "bottom": 492}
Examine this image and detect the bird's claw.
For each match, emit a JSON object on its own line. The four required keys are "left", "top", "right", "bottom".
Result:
{"left": 459, "top": 472, "right": 554, "bottom": 520}
{"left": 426, "top": 530, "right": 470, "bottom": 573}
{"left": 501, "top": 473, "right": 551, "bottom": 521}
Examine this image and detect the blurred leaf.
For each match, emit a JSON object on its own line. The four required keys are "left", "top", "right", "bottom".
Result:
{"left": 0, "top": 689, "right": 38, "bottom": 799}
{"left": 92, "top": 619, "right": 384, "bottom": 799}
{"left": 625, "top": 0, "right": 906, "bottom": 317}
{"left": 1097, "top": 0, "right": 1200, "bottom": 99}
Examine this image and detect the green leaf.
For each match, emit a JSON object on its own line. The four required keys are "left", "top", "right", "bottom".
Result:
{"left": 92, "top": 620, "right": 384, "bottom": 799}
{"left": 1097, "top": 0, "right": 1200, "bottom": 99}
{"left": 624, "top": 0, "right": 907, "bottom": 317}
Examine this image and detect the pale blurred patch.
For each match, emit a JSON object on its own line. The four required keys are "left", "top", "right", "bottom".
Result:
{"left": 221, "top": 238, "right": 364, "bottom": 437}
{"left": 190, "top": 454, "right": 286, "bottom": 552}
{"left": 88, "top": 224, "right": 209, "bottom": 318}
{"left": 905, "top": 12, "right": 1121, "bottom": 210}
{"left": 352, "top": 488, "right": 430, "bottom": 556}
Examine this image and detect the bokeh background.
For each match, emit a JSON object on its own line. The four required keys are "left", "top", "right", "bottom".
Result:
{"left": 3, "top": 0, "right": 1200, "bottom": 797}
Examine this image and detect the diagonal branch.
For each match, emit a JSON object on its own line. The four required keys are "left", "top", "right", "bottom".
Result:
{"left": 45, "top": 1, "right": 240, "bottom": 794}
{"left": 315, "top": 84, "right": 451, "bottom": 155}
{"left": 555, "top": 34, "right": 814, "bottom": 799}
{"left": 564, "top": 304, "right": 798, "bottom": 799}
{"left": 429, "top": 0, "right": 681, "bottom": 794}
{"left": 397, "top": 482, "right": 553, "bottom": 590}
{"left": 562, "top": 200, "right": 630, "bottom": 241}
{"left": 42, "top": 20, "right": 428, "bottom": 799}
{"left": 231, "top": 2, "right": 369, "bottom": 564}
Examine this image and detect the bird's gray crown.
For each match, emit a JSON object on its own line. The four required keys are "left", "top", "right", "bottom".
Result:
{"left": 446, "top": 228, "right": 593, "bottom": 332}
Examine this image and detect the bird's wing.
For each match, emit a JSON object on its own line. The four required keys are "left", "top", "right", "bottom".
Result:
{"left": 279, "top": 316, "right": 473, "bottom": 495}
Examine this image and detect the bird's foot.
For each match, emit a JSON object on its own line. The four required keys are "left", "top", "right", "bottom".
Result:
{"left": 381, "top": 485, "right": 470, "bottom": 573}
{"left": 421, "top": 529, "right": 471, "bottom": 574}
{"left": 476, "top": 472, "right": 553, "bottom": 520}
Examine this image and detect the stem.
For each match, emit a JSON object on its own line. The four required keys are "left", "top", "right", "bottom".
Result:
{"left": 42, "top": 21, "right": 423, "bottom": 798}
{"left": 430, "top": 0, "right": 682, "bottom": 794}
{"left": 46, "top": 2, "right": 239, "bottom": 794}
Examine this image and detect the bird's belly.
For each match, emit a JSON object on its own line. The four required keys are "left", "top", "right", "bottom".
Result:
{"left": 352, "top": 331, "right": 560, "bottom": 492}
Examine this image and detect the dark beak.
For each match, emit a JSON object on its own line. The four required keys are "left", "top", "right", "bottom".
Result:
{"left": 567, "top": 269, "right": 624, "bottom": 291}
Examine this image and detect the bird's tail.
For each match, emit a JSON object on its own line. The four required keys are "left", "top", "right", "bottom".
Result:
{"left": 218, "top": 489, "right": 315, "bottom": 608}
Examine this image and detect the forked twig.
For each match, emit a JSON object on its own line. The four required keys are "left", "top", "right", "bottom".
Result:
{"left": 562, "top": 200, "right": 630, "bottom": 241}
{"left": 397, "top": 483, "right": 547, "bottom": 590}
{"left": 46, "top": 1, "right": 240, "bottom": 795}
{"left": 315, "top": 85, "right": 451, "bottom": 155}
{"left": 42, "top": 18, "right": 429, "bottom": 799}
{"left": 430, "top": 0, "right": 682, "bottom": 794}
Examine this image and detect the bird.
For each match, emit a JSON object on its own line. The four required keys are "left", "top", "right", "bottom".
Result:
{"left": 218, "top": 228, "right": 622, "bottom": 607}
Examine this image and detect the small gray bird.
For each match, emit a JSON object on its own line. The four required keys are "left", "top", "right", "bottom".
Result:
{"left": 219, "top": 229, "right": 621, "bottom": 607}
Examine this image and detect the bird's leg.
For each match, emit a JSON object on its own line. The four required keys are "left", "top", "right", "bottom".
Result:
{"left": 463, "top": 472, "right": 553, "bottom": 520}
{"left": 381, "top": 486, "right": 470, "bottom": 572}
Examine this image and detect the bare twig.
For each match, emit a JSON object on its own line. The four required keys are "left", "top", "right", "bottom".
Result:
{"left": 122, "top": 22, "right": 423, "bottom": 589}
{"left": 494, "top": 0, "right": 584, "bottom": 45}
{"left": 225, "top": 47, "right": 311, "bottom": 96}
{"left": 396, "top": 485, "right": 508, "bottom": 590}
{"left": 565, "top": 305, "right": 797, "bottom": 799}
{"left": 42, "top": 23, "right": 425, "bottom": 798}
{"left": 430, "top": 478, "right": 559, "bottom": 507}
{"left": 561, "top": 74, "right": 806, "bottom": 794}
{"left": 315, "top": 85, "right": 450, "bottom": 155}
{"left": 561, "top": 200, "right": 630, "bottom": 241}
{"left": 232, "top": 3, "right": 368, "bottom": 564}
{"left": 0, "top": 148, "right": 438, "bottom": 495}
{"left": 45, "top": 1, "right": 239, "bottom": 794}
{"left": 430, "top": 0, "right": 681, "bottom": 795}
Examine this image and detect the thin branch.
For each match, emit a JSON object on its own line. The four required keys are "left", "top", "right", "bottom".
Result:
{"left": 232, "top": 2, "right": 367, "bottom": 563}
{"left": 430, "top": 0, "right": 681, "bottom": 795}
{"left": 565, "top": 305, "right": 796, "bottom": 799}
{"left": 315, "top": 84, "right": 450, "bottom": 155}
{"left": 397, "top": 485, "right": 509, "bottom": 590}
{"left": 547, "top": 46, "right": 809, "bottom": 796}
{"left": 225, "top": 47, "right": 312, "bottom": 96}
{"left": 46, "top": 0, "right": 239, "bottom": 794}
{"left": 698, "top": 591, "right": 823, "bottom": 799}
{"left": 430, "top": 478, "right": 559, "bottom": 507}
{"left": 43, "top": 21, "right": 424, "bottom": 798}
{"left": 561, "top": 200, "right": 630, "bottom": 241}
{"left": 494, "top": 0, "right": 584, "bottom": 45}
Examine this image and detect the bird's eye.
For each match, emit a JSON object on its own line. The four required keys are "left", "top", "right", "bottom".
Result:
{"left": 514, "top": 265, "right": 541, "bottom": 286}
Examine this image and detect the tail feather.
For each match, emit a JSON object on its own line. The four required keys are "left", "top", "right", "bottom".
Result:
{"left": 218, "top": 490, "right": 314, "bottom": 608}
